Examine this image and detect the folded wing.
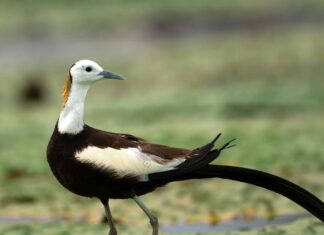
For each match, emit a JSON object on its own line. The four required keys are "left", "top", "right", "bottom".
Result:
{"left": 75, "top": 126, "right": 230, "bottom": 180}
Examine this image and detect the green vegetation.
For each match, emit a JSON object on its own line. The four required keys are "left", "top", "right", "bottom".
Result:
{"left": 0, "top": 1, "right": 323, "bottom": 234}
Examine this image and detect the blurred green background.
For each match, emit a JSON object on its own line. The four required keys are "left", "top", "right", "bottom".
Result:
{"left": 0, "top": 0, "right": 323, "bottom": 234}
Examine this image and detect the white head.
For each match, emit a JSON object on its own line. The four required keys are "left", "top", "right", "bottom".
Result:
{"left": 58, "top": 60, "right": 124, "bottom": 134}
{"left": 62, "top": 59, "right": 124, "bottom": 107}
{"left": 70, "top": 59, "right": 123, "bottom": 85}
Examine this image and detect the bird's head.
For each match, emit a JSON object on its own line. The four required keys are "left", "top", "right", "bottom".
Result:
{"left": 62, "top": 59, "right": 124, "bottom": 106}
{"left": 70, "top": 59, "right": 124, "bottom": 85}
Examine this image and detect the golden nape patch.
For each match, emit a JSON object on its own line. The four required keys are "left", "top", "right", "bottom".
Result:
{"left": 62, "top": 73, "right": 72, "bottom": 107}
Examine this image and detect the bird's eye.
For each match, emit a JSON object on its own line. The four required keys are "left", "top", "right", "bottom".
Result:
{"left": 85, "top": 66, "right": 92, "bottom": 72}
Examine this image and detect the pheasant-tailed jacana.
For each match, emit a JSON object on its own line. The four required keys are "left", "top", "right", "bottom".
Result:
{"left": 47, "top": 60, "right": 324, "bottom": 235}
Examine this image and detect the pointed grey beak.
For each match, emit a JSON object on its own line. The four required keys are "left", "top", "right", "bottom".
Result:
{"left": 98, "top": 70, "right": 124, "bottom": 80}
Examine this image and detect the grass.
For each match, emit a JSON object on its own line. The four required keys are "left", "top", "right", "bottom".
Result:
{"left": 1, "top": 0, "right": 324, "bottom": 39}
{"left": 0, "top": 1, "right": 324, "bottom": 235}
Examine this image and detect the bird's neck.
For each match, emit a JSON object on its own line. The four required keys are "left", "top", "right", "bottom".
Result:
{"left": 58, "top": 83, "right": 90, "bottom": 135}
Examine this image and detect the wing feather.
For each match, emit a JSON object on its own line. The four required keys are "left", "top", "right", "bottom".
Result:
{"left": 78, "top": 125, "right": 225, "bottom": 178}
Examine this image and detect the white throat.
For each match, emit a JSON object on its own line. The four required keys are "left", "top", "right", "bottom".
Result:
{"left": 58, "top": 83, "right": 90, "bottom": 135}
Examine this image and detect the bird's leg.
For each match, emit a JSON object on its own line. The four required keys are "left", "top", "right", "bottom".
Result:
{"left": 133, "top": 196, "right": 159, "bottom": 235}
{"left": 100, "top": 198, "right": 117, "bottom": 235}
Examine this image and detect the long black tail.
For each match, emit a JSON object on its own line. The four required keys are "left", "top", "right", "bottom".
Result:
{"left": 187, "top": 165, "right": 324, "bottom": 221}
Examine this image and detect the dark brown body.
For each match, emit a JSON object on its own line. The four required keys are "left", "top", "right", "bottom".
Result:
{"left": 47, "top": 123, "right": 197, "bottom": 199}
{"left": 47, "top": 123, "right": 324, "bottom": 221}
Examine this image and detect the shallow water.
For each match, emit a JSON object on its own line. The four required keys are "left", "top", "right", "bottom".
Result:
{"left": 162, "top": 213, "right": 311, "bottom": 233}
{"left": 0, "top": 213, "right": 311, "bottom": 233}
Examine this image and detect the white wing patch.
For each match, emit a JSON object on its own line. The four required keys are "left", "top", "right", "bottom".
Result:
{"left": 75, "top": 146, "right": 185, "bottom": 179}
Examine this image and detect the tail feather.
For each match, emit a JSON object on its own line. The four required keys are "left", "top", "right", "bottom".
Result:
{"left": 148, "top": 137, "right": 324, "bottom": 221}
{"left": 149, "top": 136, "right": 233, "bottom": 180}
{"left": 192, "top": 165, "right": 324, "bottom": 222}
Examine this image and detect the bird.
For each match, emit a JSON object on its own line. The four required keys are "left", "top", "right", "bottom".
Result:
{"left": 47, "top": 59, "right": 324, "bottom": 235}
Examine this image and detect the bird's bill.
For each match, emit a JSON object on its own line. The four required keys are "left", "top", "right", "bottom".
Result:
{"left": 98, "top": 70, "right": 124, "bottom": 80}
